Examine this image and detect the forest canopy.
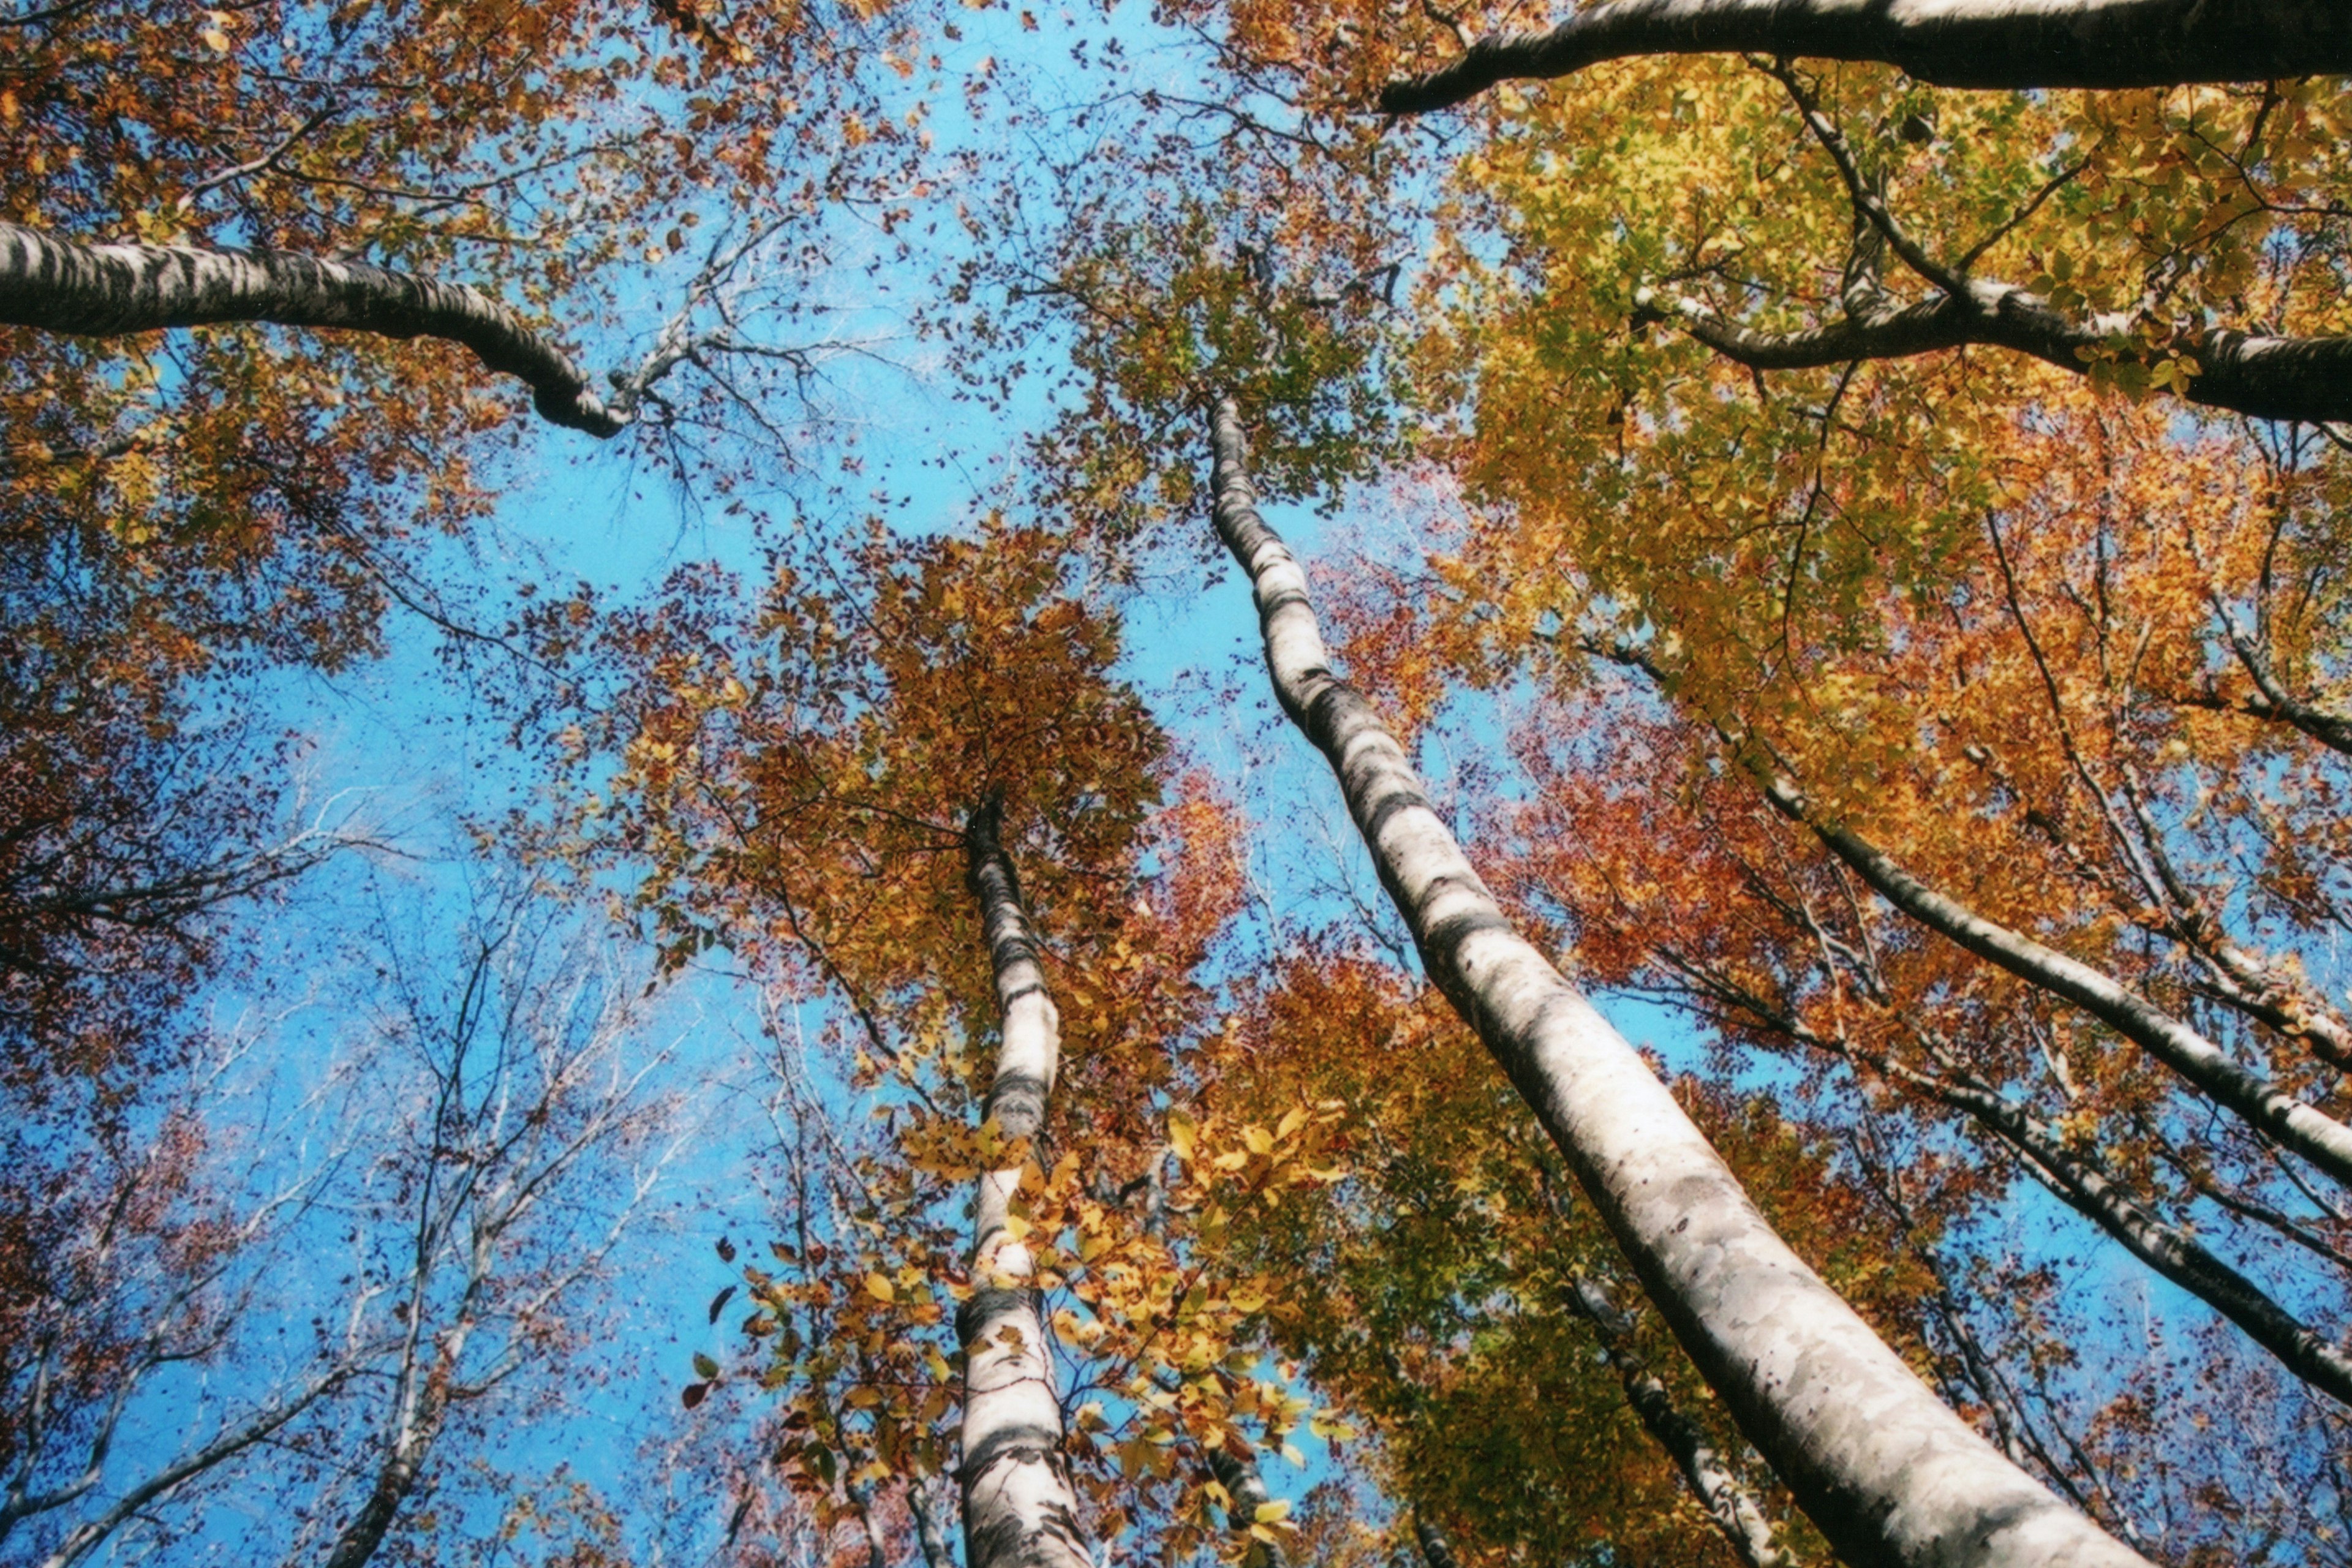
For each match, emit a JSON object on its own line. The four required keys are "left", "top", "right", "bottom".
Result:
{"left": 2, "top": 3, "right": 2348, "bottom": 1567}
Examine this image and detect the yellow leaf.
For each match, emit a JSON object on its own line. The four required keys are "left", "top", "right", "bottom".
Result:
{"left": 864, "top": 1272, "right": 895, "bottom": 1303}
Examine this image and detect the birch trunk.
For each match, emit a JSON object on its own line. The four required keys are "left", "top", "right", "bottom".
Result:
{"left": 1564, "top": 1274, "right": 1795, "bottom": 1568}
{"left": 1758, "top": 778, "right": 2352, "bottom": 1191}
{"left": 1206, "top": 1434, "right": 1285, "bottom": 1567}
{"left": 1380, "top": 0, "right": 2352, "bottom": 113}
{"left": 910, "top": 1476, "right": 958, "bottom": 1568}
{"left": 1207, "top": 396, "right": 2147, "bottom": 1568}
{"left": 0, "top": 222, "right": 626, "bottom": 436}
{"left": 958, "top": 799, "right": 1091, "bottom": 1568}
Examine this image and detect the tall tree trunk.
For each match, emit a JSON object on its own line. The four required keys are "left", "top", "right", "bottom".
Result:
{"left": 957, "top": 798, "right": 1091, "bottom": 1568}
{"left": 1205, "top": 396, "right": 2147, "bottom": 1568}
{"left": 0, "top": 221, "right": 626, "bottom": 435}
{"left": 317, "top": 1433, "right": 437, "bottom": 1568}
{"left": 1379, "top": 0, "right": 2352, "bottom": 113}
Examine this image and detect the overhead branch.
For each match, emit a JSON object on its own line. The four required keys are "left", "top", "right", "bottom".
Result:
{"left": 1680, "top": 946, "right": 2352, "bottom": 1411}
{"left": 1379, "top": 0, "right": 2352, "bottom": 115}
{"left": 0, "top": 221, "right": 628, "bottom": 436}
{"left": 1632, "top": 277, "right": 2352, "bottom": 425}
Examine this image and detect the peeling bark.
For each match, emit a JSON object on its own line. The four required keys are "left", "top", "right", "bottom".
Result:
{"left": 1381, "top": 0, "right": 2352, "bottom": 115}
{"left": 0, "top": 221, "right": 628, "bottom": 436}
{"left": 1208, "top": 396, "right": 2148, "bottom": 1568}
{"left": 957, "top": 797, "right": 1091, "bottom": 1568}
{"left": 1760, "top": 777, "right": 2352, "bottom": 1191}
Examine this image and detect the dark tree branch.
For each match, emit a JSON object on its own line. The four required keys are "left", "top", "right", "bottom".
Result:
{"left": 1381, "top": 0, "right": 2352, "bottom": 115}
{"left": 1633, "top": 278, "right": 2352, "bottom": 424}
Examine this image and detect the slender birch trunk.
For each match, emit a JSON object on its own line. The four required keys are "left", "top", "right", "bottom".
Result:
{"left": 1206, "top": 396, "right": 2147, "bottom": 1568}
{"left": 1563, "top": 1274, "right": 1795, "bottom": 1568}
{"left": 909, "top": 1476, "right": 958, "bottom": 1568}
{"left": 1411, "top": 1512, "right": 1461, "bottom": 1568}
{"left": 1206, "top": 1432, "right": 1286, "bottom": 1567}
{"left": 958, "top": 798, "right": 1091, "bottom": 1568}
{"left": 317, "top": 1431, "right": 438, "bottom": 1568}
{"left": 1757, "top": 778, "right": 2352, "bottom": 1191}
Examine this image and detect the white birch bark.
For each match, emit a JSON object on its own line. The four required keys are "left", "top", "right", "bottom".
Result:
{"left": 1564, "top": 1274, "right": 1795, "bottom": 1568}
{"left": 1380, "top": 0, "right": 2352, "bottom": 113}
{"left": 1206, "top": 1433, "right": 1286, "bottom": 1567}
{"left": 909, "top": 1476, "right": 958, "bottom": 1568}
{"left": 0, "top": 222, "right": 627, "bottom": 435}
{"left": 958, "top": 799, "right": 1091, "bottom": 1568}
{"left": 1207, "top": 396, "right": 2148, "bottom": 1568}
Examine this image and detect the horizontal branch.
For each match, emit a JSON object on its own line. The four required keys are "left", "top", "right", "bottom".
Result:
{"left": 0, "top": 222, "right": 627, "bottom": 436}
{"left": 1635, "top": 282, "right": 2352, "bottom": 424}
{"left": 1380, "top": 0, "right": 2352, "bottom": 115}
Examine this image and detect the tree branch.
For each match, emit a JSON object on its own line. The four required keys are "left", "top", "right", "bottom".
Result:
{"left": 1634, "top": 273, "right": 2352, "bottom": 424}
{"left": 1380, "top": 0, "right": 2352, "bottom": 115}
{"left": 0, "top": 222, "right": 627, "bottom": 436}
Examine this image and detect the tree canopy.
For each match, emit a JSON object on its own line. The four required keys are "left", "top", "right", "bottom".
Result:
{"left": 2, "top": 3, "right": 2349, "bottom": 1567}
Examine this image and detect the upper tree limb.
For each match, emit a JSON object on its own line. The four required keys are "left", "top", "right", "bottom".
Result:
{"left": 0, "top": 222, "right": 627, "bottom": 436}
{"left": 1381, "top": 0, "right": 2352, "bottom": 115}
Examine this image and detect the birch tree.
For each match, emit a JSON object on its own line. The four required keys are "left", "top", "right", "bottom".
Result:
{"left": 956, "top": 797, "right": 1091, "bottom": 1568}
{"left": 0, "top": 1020, "right": 364, "bottom": 1564}
{"left": 2, "top": 888, "right": 685, "bottom": 1568}
{"left": 301, "top": 903, "right": 682, "bottom": 1568}
{"left": 1207, "top": 394, "right": 2149, "bottom": 1568}
{"left": 1209, "top": 951, "right": 1841, "bottom": 1567}
{"left": 1303, "top": 368, "right": 2352, "bottom": 1551}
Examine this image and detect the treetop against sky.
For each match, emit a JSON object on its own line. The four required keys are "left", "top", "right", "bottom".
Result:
{"left": 3, "top": 3, "right": 2350, "bottom": 1567}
